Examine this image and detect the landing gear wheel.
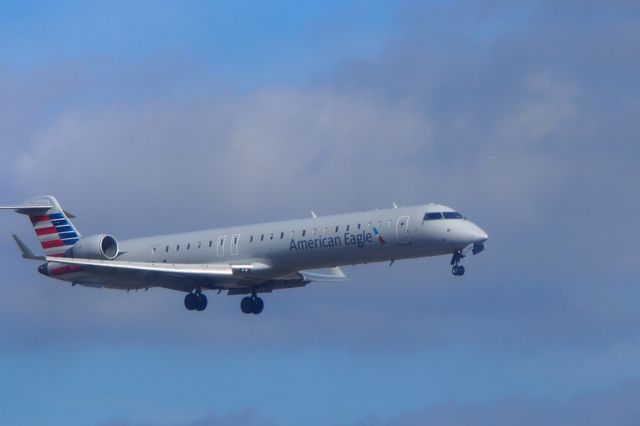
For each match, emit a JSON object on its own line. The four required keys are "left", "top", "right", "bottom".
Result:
{"left": 241, "top": 296, "right": 253, "bottom": 314}
{"left": 184, "top": 293, "right": 198, "bottom": 310}
{"left": 452, "top": 265, "right": 466, "bottom": 276}
{"left": 252, "top": 297, "right": 264, "bottom": 314}
{"left": 240, "top": 296, "right": 264, "bottom": 314}
{"left": 195, "top": 293, "right": 208, "bottom": 311}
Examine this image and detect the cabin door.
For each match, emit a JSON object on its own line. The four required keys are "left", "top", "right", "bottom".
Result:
{"left": 217, "top": 235, "right": 226, "bottom": 257}
{"left": 396, "top": 216, "right": 411, "bottom": 244}
{"left": 231, "top": 234, "right": 240, "bottom": 255}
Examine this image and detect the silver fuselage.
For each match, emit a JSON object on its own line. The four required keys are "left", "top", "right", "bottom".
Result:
{"left": 51, "top": 203, "right": 487, "bottom": 291}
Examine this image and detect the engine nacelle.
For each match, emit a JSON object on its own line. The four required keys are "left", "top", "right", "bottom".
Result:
{"left": 71, "top": 234, "right": 119, "bottom": 260}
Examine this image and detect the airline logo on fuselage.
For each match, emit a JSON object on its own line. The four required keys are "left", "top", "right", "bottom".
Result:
{"left": 289, "top": 229, "right": 384, "bottom": 252}
{"left": 373, "top": 227, "right": 386, "bottom": 244}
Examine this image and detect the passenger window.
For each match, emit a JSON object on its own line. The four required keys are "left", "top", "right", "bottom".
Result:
{"left": 219, "top": 239, "right": 224, "bottom": 246}
{"left": 335, "top": 226, "right": 339, "bottom": 233}
{"left": 234, "top": 236, "right": 238, "bottom": 244}
{"left": 357, "top": 224, "right": 361, "bottom": 230}
{"left": 261, "top": 235, "right": 264, "bottom": 241}
{"left": 270, "top": 233, "right": 274, "bottom": 240}
{"left": 165, "top": 246, "right": 169, "bottom": 252}
{"left": 302, "top": 230, "right": 306, "bottom": 237}
{"left": 187, "top": 243, "right": 191, "bottom": 250}
{"left": 250, "top": 235, "right": 254, "bottom": 242}
{"left": 209, "top": 240, "right": 212, "bottom": 247}
{"left": 280, "top": 232, "right": 284, "bottom": 239}
{"left": 197, "top": 242, "right": 201, "bottom": 249}
{"left": 176, "top": 244, "right": 180, "bottom": 251}
{"left": 152, "top": 247, "right": 156, "bottom": 254}
{"left": 346, "top": 225, "right": 350, "bottom": 231}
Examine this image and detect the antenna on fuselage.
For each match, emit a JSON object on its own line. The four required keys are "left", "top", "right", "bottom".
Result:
{"left": 310, "top": 211, "right": 317, "bottom": 218}
{"left": 392, "top": 202, "right": 398, "bottom": 209}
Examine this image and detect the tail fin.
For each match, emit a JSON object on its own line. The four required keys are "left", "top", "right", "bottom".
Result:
{"left": 1, "top": 196, "right": 81, "bottom": 257}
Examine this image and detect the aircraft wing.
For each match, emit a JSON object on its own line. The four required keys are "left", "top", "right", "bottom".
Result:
{"left": 43, "top": 257, "right": 346, "bottom": 294}
{"left": 45, "top": 256, "right": 269, "bottom": 277}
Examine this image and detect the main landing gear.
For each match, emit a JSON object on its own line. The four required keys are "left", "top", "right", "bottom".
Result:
{"left": 451, "top": 250, "right": 466, "bottom": 276}
{"left": 240, "top": 293, "right": 264, "bottom": 315}
{"left": 184, "top": 292, "right": 208, "bottom": 311}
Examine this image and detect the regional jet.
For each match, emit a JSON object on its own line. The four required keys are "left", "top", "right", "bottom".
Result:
{"left": 1, "top": 196, "right": 488, "bottom": 314}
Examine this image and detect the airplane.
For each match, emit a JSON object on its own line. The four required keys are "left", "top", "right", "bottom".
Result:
{"left": 1, "top": 195, "right": 488, "bottom": 314}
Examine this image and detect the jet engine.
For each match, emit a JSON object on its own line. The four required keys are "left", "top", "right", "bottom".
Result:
{"left": 71, "top": 234, "right": 119, "bottom": 260}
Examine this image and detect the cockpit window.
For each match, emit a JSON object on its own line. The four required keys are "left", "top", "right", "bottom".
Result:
{"left": 424, "top": 212, "right": 443, "bottom": 220}
{"left": 424, "top": 211, "right": 464, "bottom": 221}
{"left": 443, "top": 212, "right": 463, "bottom": 219}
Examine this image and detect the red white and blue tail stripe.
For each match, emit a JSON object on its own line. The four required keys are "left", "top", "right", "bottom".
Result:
{"left": 30, "top": 212, "right": 81, "bottom": 256}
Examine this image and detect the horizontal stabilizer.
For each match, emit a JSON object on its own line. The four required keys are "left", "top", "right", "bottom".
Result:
{"left": 0, "top": 204, "right": 52, "bottom": 215}
{"left": 12, "top": 235, "right": 44, "bottom": 260}
{"left": 300, "top": 266, "right": 348, "bottom": 282}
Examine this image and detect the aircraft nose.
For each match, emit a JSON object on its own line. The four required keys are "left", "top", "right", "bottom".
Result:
{"left": 472, "top": 226, "right": 489, "bottom": 243}
{"left": 464, "top": 222, "right": 488, "bottom": 245}
{"left": 468, "top": 223, "right": 488, "bottom": 255}
{"left": 447, "top": 221, "right": 488, "bottom": 248}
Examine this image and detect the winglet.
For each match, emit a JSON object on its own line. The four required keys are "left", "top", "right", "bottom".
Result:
{"left": 12, "top": 235, "right": 44, "bottom": 260}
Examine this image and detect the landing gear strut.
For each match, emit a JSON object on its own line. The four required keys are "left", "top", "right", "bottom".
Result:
{"left": 241, "top": 292, "right": 264, "bottom": 315}
{"left": 184, "top": 292, "right": 208, "bottom": 311}
{"left": 450, "top": 250, "right": 466, "bottom": 276}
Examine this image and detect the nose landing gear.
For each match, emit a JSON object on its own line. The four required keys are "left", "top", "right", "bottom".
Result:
{"left": 450, "top": 250, "right": 466, "bottom": 276}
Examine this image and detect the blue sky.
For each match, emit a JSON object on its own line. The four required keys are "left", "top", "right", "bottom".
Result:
{"left": 0, "top": 1, "right": 397, "bottom": 88}
{"left": 1, "top": 1, "right": 640, "bottom": 425}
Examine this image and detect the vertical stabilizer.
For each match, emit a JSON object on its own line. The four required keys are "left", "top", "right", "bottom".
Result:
{"left": 15, "top": 196, "right": 81, "bottom": 257}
